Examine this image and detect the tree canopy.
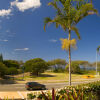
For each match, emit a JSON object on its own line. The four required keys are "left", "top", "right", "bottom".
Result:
{"left": 24, "top": 58, "right": 48, "bottom": 76}
{"left": 0, "top": 62, "right": 8, "bottom": 77}
{"left": 66, "top": 62, "right": 81, "bottom": 74}
{"left": 47, "top": 59, "right": 67, "bottom": 66}
{"left": 3, "top": 60, "right": 20, "bottom": 69}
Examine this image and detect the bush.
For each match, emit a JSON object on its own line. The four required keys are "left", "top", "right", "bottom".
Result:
{"left": 66, "top": 62, "right": 81, "bottom": 74}
{"left": 0, "top": 62, "right": 8, "bottom": 77}
{"left": 7, "top": 67, "right": 18, "bottom": 75}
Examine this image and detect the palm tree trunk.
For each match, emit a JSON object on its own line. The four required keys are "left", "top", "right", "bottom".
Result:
{"left": 90, "top": 0, "right": 92, "bottom": 4}
{"left": 68, "top": 29, "right": 71, "bottom": 86}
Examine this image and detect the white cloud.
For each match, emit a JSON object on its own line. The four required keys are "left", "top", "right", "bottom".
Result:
{"left": 0, "top": 9, "right": 12, "bottom": 17}
{"left": 0, "top": 39, "right": 8, "bottom": 42}
{"left": 0, "top": 0, "right": 41, "bottom": 17}
{"left": 11, "top": 0, "right": 41, "bottom": 12}
{"left": 49, "top": 39, "right": 58, "bottom": 43}
{"left": 14, "top": 48, "right": 29, "bottom": 51}
{"left": 3, "top": 39, "right": 9, "bottom": 42}
{"left": 6, "top": 30, "right": 10, "bottom": 33}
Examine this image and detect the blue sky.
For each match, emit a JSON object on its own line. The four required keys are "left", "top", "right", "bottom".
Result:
{"left": 0, "top": 0, "right": 100, "bottom": 62}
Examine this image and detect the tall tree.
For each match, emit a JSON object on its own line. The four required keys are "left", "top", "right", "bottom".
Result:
{"left": 44, "top": 0, "right": 98, "bottom": 85}
{"left": 0, "top": 54, "right": 3, "bottom": 62}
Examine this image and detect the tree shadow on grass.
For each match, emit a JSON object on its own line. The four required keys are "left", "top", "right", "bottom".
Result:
{"left": 30, "top": 73, "right": 56, "bottom": 78}
{"left": 39, "top": 74, "right": 55, "bottom": 77}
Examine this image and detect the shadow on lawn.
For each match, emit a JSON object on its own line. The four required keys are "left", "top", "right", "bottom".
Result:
{"left": 30, "top": 73, "right": 56, "bottom": 78}
{"left": 39, "top": 74, "right": 55, "bottom": 77}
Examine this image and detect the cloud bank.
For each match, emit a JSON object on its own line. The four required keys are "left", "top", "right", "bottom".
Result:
{"left": 0, "top": 0, "right": 41, "bottom": 16}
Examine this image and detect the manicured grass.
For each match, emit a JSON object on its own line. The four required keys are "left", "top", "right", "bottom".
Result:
{"left": 15, "top": 71, "right": 100, "bottom": 83}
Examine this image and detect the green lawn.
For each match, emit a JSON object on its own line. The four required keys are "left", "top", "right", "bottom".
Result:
{"left": 15, "top": 71, "right": 100, "bottom": 84}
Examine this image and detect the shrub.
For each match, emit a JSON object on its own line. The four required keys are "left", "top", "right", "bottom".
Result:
{"left": 0, "top": 62, "right": 8, "bottom": 77}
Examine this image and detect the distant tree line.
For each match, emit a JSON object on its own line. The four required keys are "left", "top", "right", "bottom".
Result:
{"left": 0, "top": 53, "right": 98, "bottom": 78}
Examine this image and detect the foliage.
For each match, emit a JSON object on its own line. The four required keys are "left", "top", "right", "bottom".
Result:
{"left": 0, "top": 62, "right": 8, "bottom": 77}
{"left": 27, "top": 93, "right": 36, "bottom": 99}
{"left": 66, "top": 62, "right": 81, "bottom": 74}
{"left": 53, "top": 67, "right": 65, "bottom": 73}
{"left": 7, "top": 67, "right": 18, "bottom": 75}
{"left": 24, "top": 58, "right": 48, "bottom": 76}
{"left": 44, "top": 0, "right": 97, "bottom": 37}
{"left": 72, "top": 60, "right": 89, "bottom": 65}
{"left": 97, "top": 46, "right": 100, "bottom": 53}
{"left": 47, "top": 59, "right": 67, "bottom": 66}
{"left": 3, "top": 60, "right": 20, "bottom": 69}
{"left": 0, "top": 54, "right": 3, "bottom": 62}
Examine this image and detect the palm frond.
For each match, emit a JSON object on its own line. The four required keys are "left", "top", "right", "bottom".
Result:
{"left": 44, "top": 17, "right": 52, "bottom": 31}
{"left": 97, "top": 46, "right": 100, "bottom": 52}
{"left": 48, "top": 2, "right": 62, "bottom": 15}
{"left": 71, "top": 26, "right": 81, "bottom": 40}
{"left": 74, "top": 3, "right": 98, "bottom": 23}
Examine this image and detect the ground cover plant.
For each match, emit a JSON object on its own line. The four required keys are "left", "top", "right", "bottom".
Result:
{"left": 27, "top": 81, "right": 100, "bottom": 100}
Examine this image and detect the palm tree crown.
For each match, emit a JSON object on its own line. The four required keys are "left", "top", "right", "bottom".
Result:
{"left": 44, "top": 0, "right": 98, "bottom": 39}
{"left": 97, "top": 46, "right": 100, "bottom": 53}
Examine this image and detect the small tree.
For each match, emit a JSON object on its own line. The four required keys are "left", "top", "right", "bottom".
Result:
{"left": 24, "top": 58, "right": 48, "bottom": 76}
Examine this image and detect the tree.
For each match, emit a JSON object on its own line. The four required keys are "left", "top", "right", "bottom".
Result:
{"left": 44, "top": 0, "right": 97, "bottom": 85}
{"left": 3, "top": 60, "right": 20, "bottom": 69}
{"left": 66, "top": 62, "right": 80, "bottom": 74}
{"left": 72, "top": 60, "right": 89, "bottom": 66}
{"left": 0, "top": 62, "right": 8, "bottom": 77}
{"left": 24, "top": 58, "right": 48, "bottom": 76}
{"left": 0, "top": 54, "right": 3, "bottom": 62}
{"left": 7, "top": 67, "right": 18, "bottom": 75}
{"left": 47, "top": 59, "right": 67, "bottom": 66}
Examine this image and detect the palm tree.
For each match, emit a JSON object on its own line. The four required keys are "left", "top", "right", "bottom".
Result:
{"left": 96, "top": 46, "right": 100, "bottom": 75}
{"left": 44, "top": 0, "right": 98, "bottom": 86}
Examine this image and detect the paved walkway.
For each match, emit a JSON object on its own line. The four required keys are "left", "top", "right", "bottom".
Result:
{"left": 0, "top": 90, "right": 51, "bottom": 99}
